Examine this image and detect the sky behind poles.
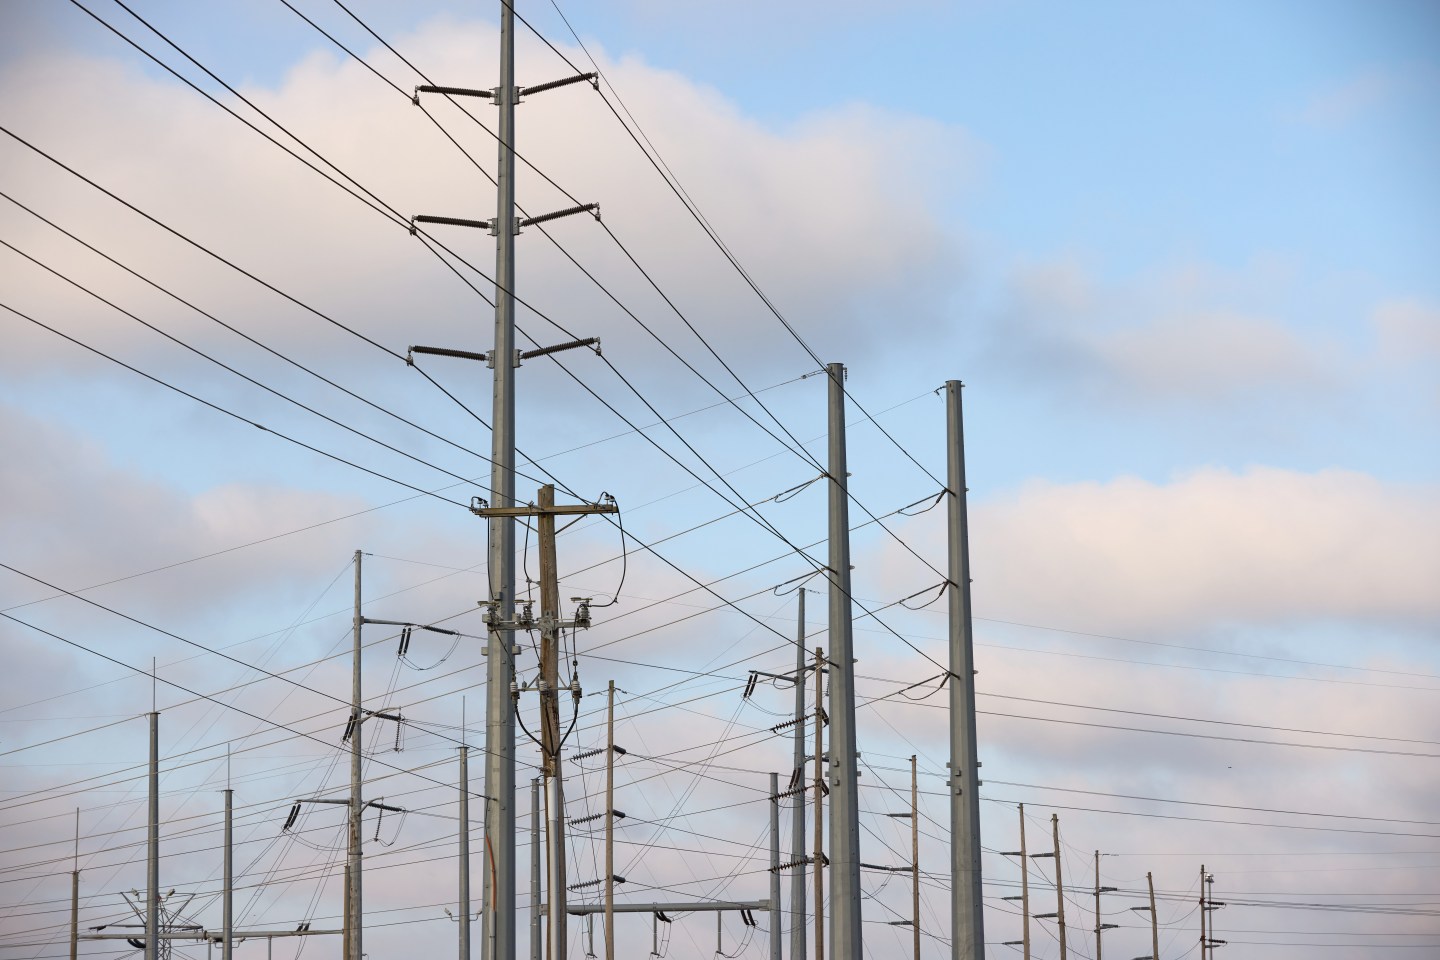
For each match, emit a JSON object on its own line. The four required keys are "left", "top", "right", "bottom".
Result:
{"left": 0, "top": 2, "right": 1437, "bottom": 959}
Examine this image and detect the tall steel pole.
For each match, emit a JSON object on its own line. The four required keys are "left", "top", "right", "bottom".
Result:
{"left": 1093, "top": 851, "right": 1101, "bottom": 960}
{"left": 825, "top": 362, "right": 861, "bottom": 960}
{"left": 223, "top": 789, "right": 234, "bottom": 960}
{"left": 790, "top": 590, "right": 807, "bottom": 960}
{"left": 530, "top": 779, "right": 541, "bottom": 960}
{"left": 349, "top": 550, "right": 364, "bottom": 960}
{"left": 945, "top": 380, "right": 985, "bottom": 959}
{"left": 769, "top": 772, "right": 781, "bottom": 960}
{"left": 460, "top": 746, "right": 471, "bottom": 960}
{"left": 146, "top": 710, "right": 159, "bottom": 960}
{"left": 605, "top": 681, "right": 616, "bottom": 960}
{"left": 1052, "top": 814, "right": 1067, "bottom": 960}
{"left": 813, "top": 646, "right": 825, "bottom": 960}
{"left": 1018, "top": 804, "right": 1030, "bottom": 960}
{"left": 483, "top": 3, "right": 519, "bottom": 957}
{"left": 70, "top": 810, "right": 79, "bottom": 960}
{"left": 909, "top": 756, "right": 920, "bottom": 960}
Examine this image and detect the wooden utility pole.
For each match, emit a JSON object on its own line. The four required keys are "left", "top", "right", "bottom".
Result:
{"left": 1148, "top": 872, "right": 1160, "bottom": 960}
{"left": 1199, "top": 865, "right": 1207, "bottom": 960}
{"left": 813, "top": 646, "right": 826, "bottom": 960}
{"left": 472, "top": 485, "right": 616, "bottom": 960}
{"left": 1093, "top": 851, "right": 1116, "bottom": 960}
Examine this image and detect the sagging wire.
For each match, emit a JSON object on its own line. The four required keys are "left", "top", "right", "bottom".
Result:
{"left": 899, "top": 673, "right": 949, "bottom": 701}
{"left": 371, "top": 801, "right": 407, "bottom": 847}
{"left": 588, "top": 492, "right": 625, "bottom": 608}
{"left": 396, "top": 624, "right": 462, "bottom": 671}
{"left": 773, "top": 473, "right": 823, "bottom": 504}
{"left": 899, "top": 581, "right": 949, "bottom": 611}
{"left": 772, "top": 569, "right": 823, "bottom": 597}
{"left": 898, "top": 490, "right": 946, "bottom": 516}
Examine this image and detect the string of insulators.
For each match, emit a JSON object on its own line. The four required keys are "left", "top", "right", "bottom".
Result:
{"left": 740, "top": 909, "right": 757, "bottom": 927}
{"left": 282, "top": 803, "right": 300, "bottom": 832}
{"left": 770, "top": 857, "right": 813, "bottom": 872}
{"left": 341, "top": 712, "right": 357, "bottom": 744}
{"left": 397, "top": 626, "right": 412, "bottom": 659}
{"left": 567, "top": 874, "right": 626, "bottom": 892}
{"left": 569, "top": 809, "right": 626, "bottom": 826}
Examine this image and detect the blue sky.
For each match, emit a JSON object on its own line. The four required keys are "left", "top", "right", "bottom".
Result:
{"left": 0, "top": 2, "right": 1437, "bottom": 959}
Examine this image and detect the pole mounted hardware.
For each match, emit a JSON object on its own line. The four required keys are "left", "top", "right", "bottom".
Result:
{"left": 412, "top": 72, "right": 597, "bottom": 107}
{"left": 408, "top": 337, "right": 600, "bottom": 371}
{"left": 410, "top": 203, "right": 599, "bottom": 238}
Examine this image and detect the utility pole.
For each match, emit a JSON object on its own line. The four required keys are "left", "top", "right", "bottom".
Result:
{"left": 530, "top": 778, "right": 541, "bottom": 960}
{"left": 1000, "top": 803, "right": 1030, "bottom": 959}
{"left": 70, "top": 810, "right": 79, "bottom": 960}
{"left": 460, "top": 744, "right": 472, "bottom": 960}
{"left": 825, "top": 362, "right": 862, "bottom": 960}
{"left": 407, "top": 13, "right": 602, "bottom": 953}
{"left": 1148, "top": 872, "right": 1159, "bottom": 960}
{"left": 605, "top": 681, "right": 616, "bottom": 960}
{"left": 1093, "top": 851, "right": 1116, "bottom": 960}
{"left": 790, "top": 589, "right": 807, "bottom": 960}
{"left": 769, "top": 773, "right": 782, "bottom": 960}
{"left": 484, "top": 8, "right": 519, "bottom": 954}
{"left": 944, "top": 379, "right": 985, "bottom": 959}
{"left": 1052, "top": 814, "right": 1067, "bottom": 960}
{"left": 473, "top": 486, "right": 616, "bottom": 960}
{"left": 1199, "top": 865, "right": 1206, "bottom": 960}
{"left": 909, "top": 756, "right": 920, "bottom": 960}
{"left": 813, "top": 645, "right": 826, "bottom": 960}
{"left": 223, "top": 789, "right": 234, "bottom": 960}
{"left": 146, "top": 707, "right": 159, "bottom": 960}
{"left": 348, "top": 550, "right": 363, "bottom": 960}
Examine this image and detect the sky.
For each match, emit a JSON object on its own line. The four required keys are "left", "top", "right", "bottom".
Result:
{"left": 0, "top": 1, "right": 1437, "bottom": 959}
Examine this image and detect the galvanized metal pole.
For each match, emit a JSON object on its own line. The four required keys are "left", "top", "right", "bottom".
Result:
{"left": 1052, "top": 814, "right": 1067, "bottom": 960}
{"left": 146, "top": 710, "right": 159, "bottom": 960}
{"left": 460, "top": 746, "right": 471, "bottom": 960}
{"left": 70, "top": 809, "right": 78, "bottom": 960}
{"left": 349, "top": 550, "right": 364, "bottom": 960}
{"left": 770, "top": 772, "right": 781, "bottom": 960}
{"left": 605, "top": 681, "right": 616, "bottom": 960}
{"left": 223, "top": 789, "right": 234, "bottom": 960}
{"left": 910, "top": 756, "right": 920, "bottom": 960}
{"left": 790, "top": 589, "right": 807, "bottom": 960}
{"left": 813, "top": 646, "right": 825, "bottom": 960}
{"left": 1198, "top": 865, "right": 1206, "bottom": 960}
{"left": 1093, "top": 850, "right": 1101, "bottom": 960}
{"left": 530, "top": 778, "right": 541, "bottom": 960}
{"left": 483, "top": 2, "right": 519, "bottom": 956}
{"left": 1019, "top": 804, "right": 1030, "bottom": 960}
{"left": 945, "top": 380, "right": 985, "bottom": 960}
{"left": 825, "top": 362, "right": 861, "bottom": 960}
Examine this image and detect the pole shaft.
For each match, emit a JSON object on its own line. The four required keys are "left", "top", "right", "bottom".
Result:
{"left": 350, "top": 550, "right": 363, "bottom": 960}
{"left": 790, "top": 590, "right": 807, "bottom": 960}
{"left": 484, "top": 2, "right": 519, "bottom": 956}
{"left": 813, "top": 646, "right": 825, "bottom": 960}
{"left": 530, "top": 779, "right": 541, "bottom": 960}
{"left": 1093, "top": 851, "right": 1101, "bottom": 960}
{"left": 1053, "top": 815, "right": 1067, "bottom": 960}
{"left": 146, "top": 711, "right": 158, "bottom": 960}
{"left": 460, "top": 747, "right": 471, "bottom": 960}
{"left": 1148, "top": 872, "right": 1159, "bottom": 960}
{"left": 945, "top": 379, "right": 985, "bottom": 959}
{"left": 538, "top": 486, "right": 566, "bottom": 960}
{"left": 770, "top": 772, "right": 781, "bottom": 960}
{"left": 1199, "top": 865, "right": 1206, "bottom": 960}
{"left": 911, "top": 756, "right": 920, "bottom": 960}
{"left": 70, "top": 809, "right": 78, "bottom": 960}
{"left": 825, "top": 362, "right": 862, "bottom": 960}
{"left": 223, "top": 789, "right": 234, "bottom": 960}
{"left": 605, "top": 681, "right": 615, "bottom": 960}
{"left": 1019, "top": 805, "right": 1029, "bottom": 960}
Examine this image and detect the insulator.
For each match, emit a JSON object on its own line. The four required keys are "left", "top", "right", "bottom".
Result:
{"left": 742, "top": 674, "right": 758, "bottom": 699}
{"left": 282, "top": 803, "right": 300, "bottom": 832}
